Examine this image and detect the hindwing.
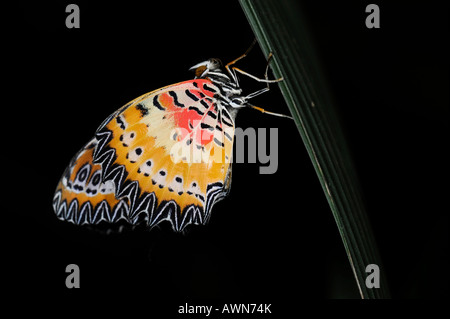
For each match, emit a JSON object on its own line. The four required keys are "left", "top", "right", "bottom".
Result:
{"left": 53, "top": 79, "right": 235, "bottom": 232}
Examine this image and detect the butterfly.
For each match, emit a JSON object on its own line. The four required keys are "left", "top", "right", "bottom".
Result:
{"left": 52, "top": 41, "right": 291, "bottom": 232}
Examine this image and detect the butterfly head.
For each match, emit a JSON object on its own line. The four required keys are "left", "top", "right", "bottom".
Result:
{"left": 190, "top": 58, "right": 262, "bottom": 112}
{"left": 189, "top": 58, "right": 223, "bottom": 78}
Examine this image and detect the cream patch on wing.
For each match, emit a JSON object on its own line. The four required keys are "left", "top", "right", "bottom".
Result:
{"left": 137, "top": 99, "right": 178, "bottom": 152}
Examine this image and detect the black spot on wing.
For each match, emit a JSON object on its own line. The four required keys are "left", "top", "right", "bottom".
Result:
{"left": 188, "top": 106, "right": 204, "bottom": 115}
{"left": 168, "top": 91, "right": 185, "bottom": 108}
{"left": 214, "top": 137, "right": 225, "bottom": 147}
{"left": 185, "top": 89, "right": 199, "bottom": 102}
{"left": 224, "top": 130, "right": 233, "bottom": 141}
{"left": 136, "top": 103, "right": 149, "bottom": 117}
{"left": 200, "top": 100, "right": 210, "bottom": 109}
{"left": 153, "top": 95, "right": 165, "bottom": 111}
{"left": 207, "top": 110, "right": 217, "bottom": 119}
{"left": 221, "top": 109, "right": 234, "bottom": 127}
{"left": 116, "top": 116, "right": 126, "bottom": 130}
{"left": 91, "top": 172, "right": 101, "bottom": 186}
{"left": 200, "top": 123, "right": 214, "bottom": 131}
{"left": 78, "top": 168, "right": 88, "bottom": 182}
{"left": 203, "top": 83, "right": 217, "bottom": 93}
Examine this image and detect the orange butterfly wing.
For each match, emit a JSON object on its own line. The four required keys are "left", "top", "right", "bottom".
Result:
{"left": 53, "top": 79, "right": 235, "bottom": 231}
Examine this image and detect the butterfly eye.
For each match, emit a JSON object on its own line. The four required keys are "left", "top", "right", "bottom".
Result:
{"left": 209, "top": 58, "right": 222, "bottom": 70}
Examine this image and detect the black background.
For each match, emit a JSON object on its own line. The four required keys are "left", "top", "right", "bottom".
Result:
{"left": 9, "top": 0, "right": 448, "bottom": 312}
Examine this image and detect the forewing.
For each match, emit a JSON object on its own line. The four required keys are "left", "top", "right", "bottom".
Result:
{"left": 53, "top": 79, "right": 235, "bottom": 231}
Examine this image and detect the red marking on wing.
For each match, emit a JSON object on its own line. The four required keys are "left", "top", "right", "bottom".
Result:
{"left": 157, "top": 79, "right": 219, "bottom": 146}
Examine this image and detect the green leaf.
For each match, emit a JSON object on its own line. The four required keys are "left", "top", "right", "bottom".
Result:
{"left": 239, "top": 0, "right": 390, "bottom": 298}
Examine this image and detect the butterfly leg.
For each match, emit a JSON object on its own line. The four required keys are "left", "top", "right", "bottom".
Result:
{"left": 245, "top": 87, "right": 270, "bottom": 100}
{"left": 231, "top": 67, "right": 283, "bottom": 84}
{"left": 248, "top": 104, "right": 293, "bottom": 119}
{"left": 226, "top": 40, "right": 283, "bottom": 85}
{"left": 230, "top": 51, "right": 283, "bottom": 84}
{"left": 225, "top": 39, "right": 257, "bottom": 82}
{"left": 245, "top": 53, "right": 292, "bottom": 119}
{"left": 263, "top": 52, "right": 275, "bottom": 89}
{"left": 243, "top": 53, "right": 283, "bottom": 99}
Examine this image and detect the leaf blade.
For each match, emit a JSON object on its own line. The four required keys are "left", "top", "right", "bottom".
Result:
{"left": 240, "top": 0, "right": 390, "bottom": 298}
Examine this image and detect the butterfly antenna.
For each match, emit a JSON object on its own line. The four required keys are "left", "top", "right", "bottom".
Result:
{"left": 248, "top": 104, "right": 293, "bottom": 120}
